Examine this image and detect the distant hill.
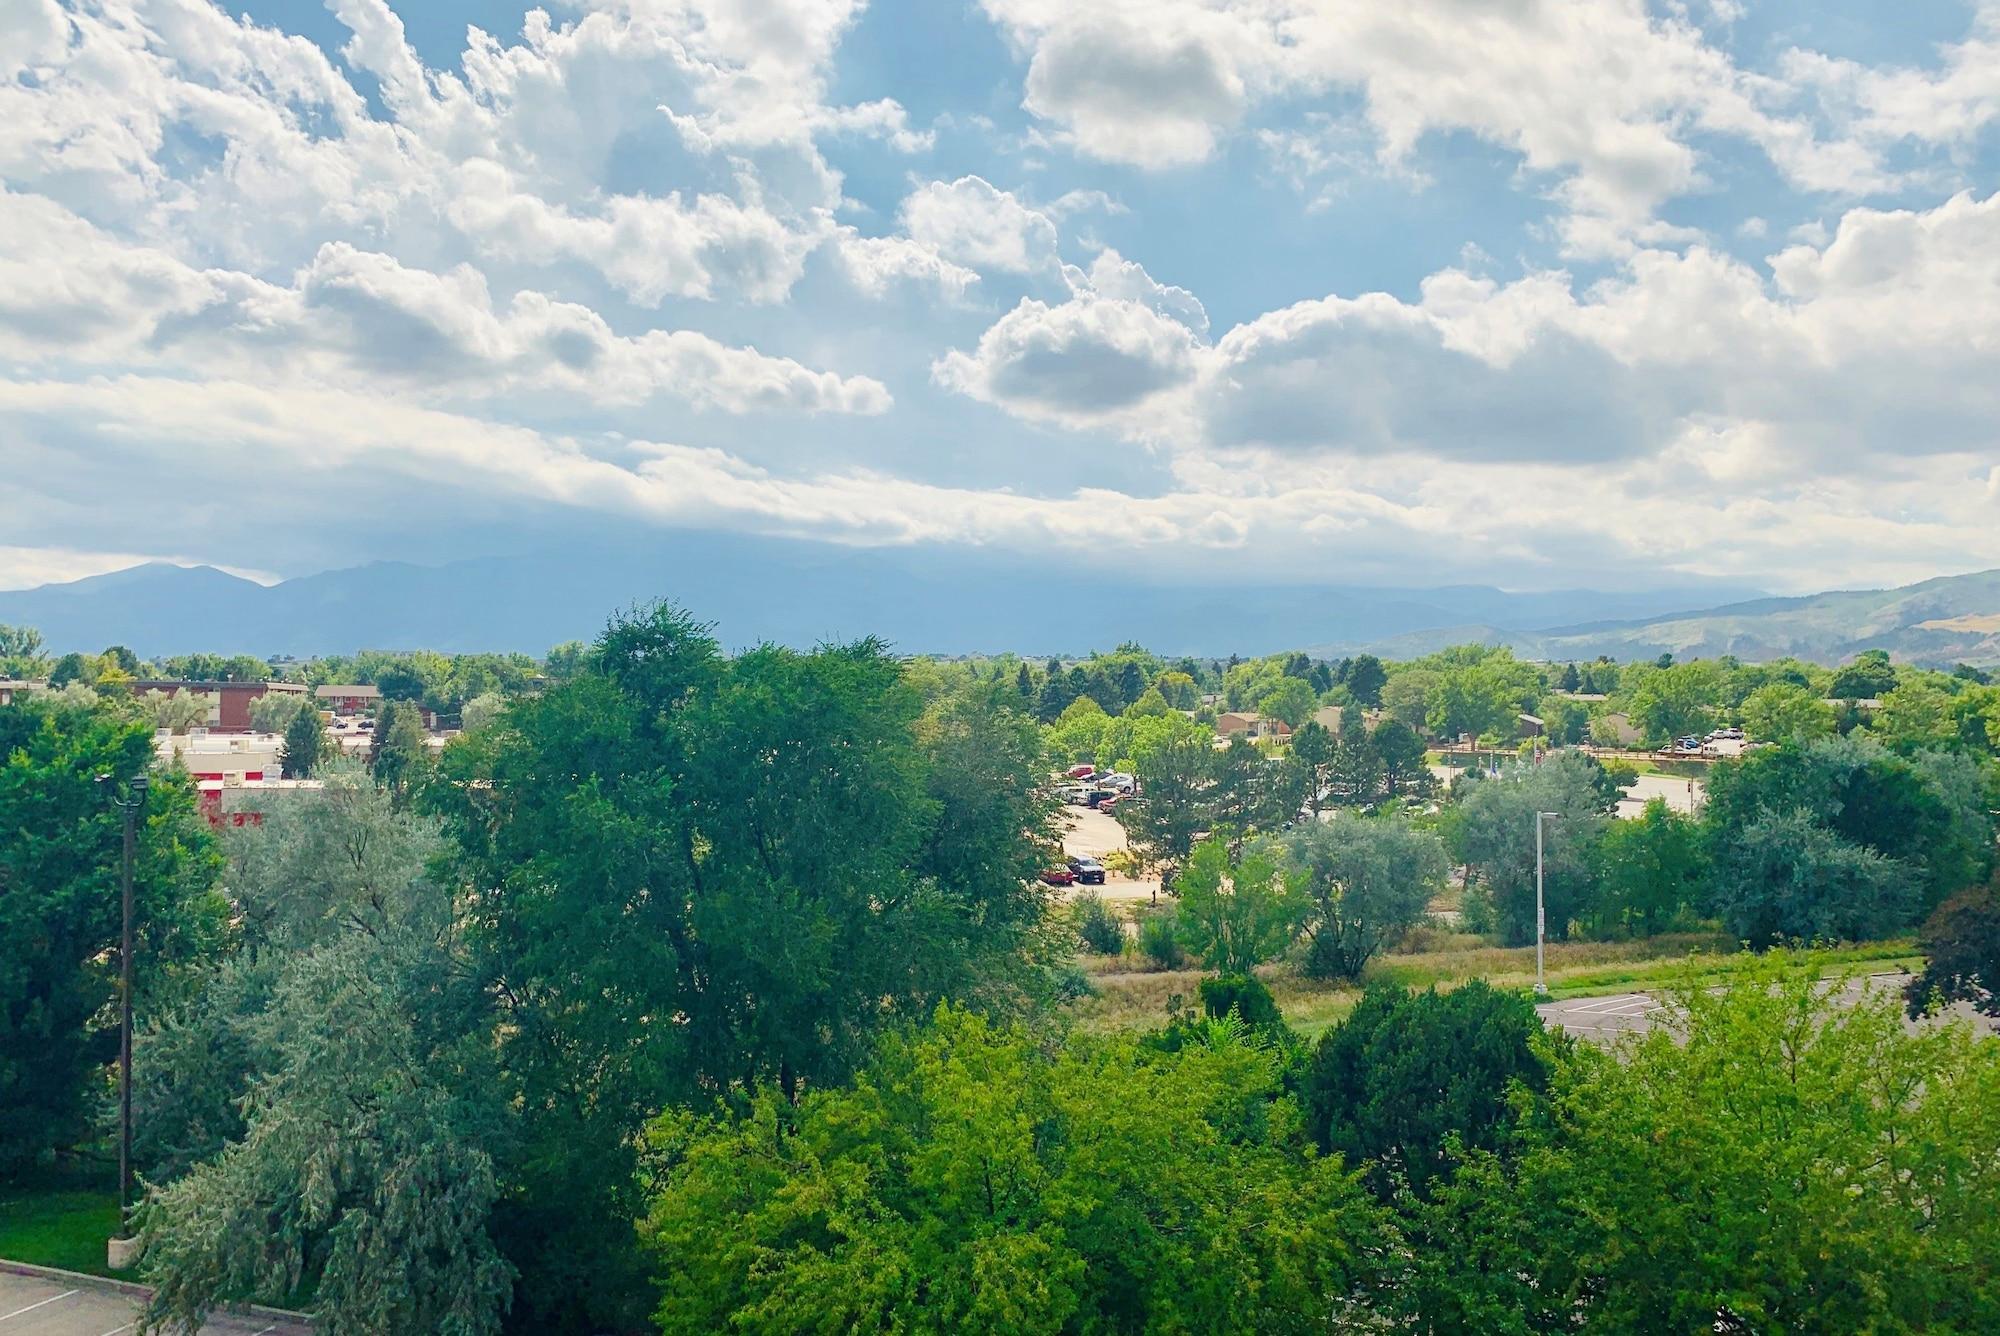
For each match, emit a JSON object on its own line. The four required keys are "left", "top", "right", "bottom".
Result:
{"left": 0, "top": 532, "right": 1761, "bottom": 660}
{"left": 1327, "top": 569, "right": 2000, "bottom": 667}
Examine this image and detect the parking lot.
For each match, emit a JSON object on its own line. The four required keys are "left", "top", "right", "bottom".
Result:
{"left": 0, "top": 1270, "right": 308, "bottom": 1336}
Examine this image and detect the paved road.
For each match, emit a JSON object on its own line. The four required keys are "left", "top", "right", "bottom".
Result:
{"left": 0, "top": 1271, "right": 308, "bottom": 1336}
{"left": 1538, "top": 971, "right": 2000, "bottom": 1041}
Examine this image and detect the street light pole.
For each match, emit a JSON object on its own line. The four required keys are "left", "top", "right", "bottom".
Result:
{"left": 98, "top": 773, "right": 148, "bottom": 1231}
{"left": 1535, "top": 810, "right": 1559, "bottom": 996}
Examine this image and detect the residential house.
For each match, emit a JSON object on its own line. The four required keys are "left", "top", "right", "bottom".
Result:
{"left": 316, "top": 683, "right": 383, "bottom": 715}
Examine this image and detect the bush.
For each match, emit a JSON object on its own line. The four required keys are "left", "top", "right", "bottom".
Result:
{"left": 1137, "top": 907, "right": 1185, "bottom": 970}
{"left": 1304, "top": 981, "right": 1549, "bottom": 1200}
{"left": 1197, "top": 973, "right": 1281, "bottom": 1028}
{"left": 1075, "top": 893, "right": 1125, "bottom": 955}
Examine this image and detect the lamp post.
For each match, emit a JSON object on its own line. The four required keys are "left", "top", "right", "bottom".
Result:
{"left": 97, "top": 772, "right": 148, "bottom": 1232}
{"left": 1535, "top": 810, "right": 1559, "bottom": 996}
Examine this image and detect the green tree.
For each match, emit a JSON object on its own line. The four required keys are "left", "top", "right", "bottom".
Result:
{"left": 248, "top": 690, "right": 310, "bottom": 734}
{"left": 1174, "top": 837, "right": 1302, "bottom": 974}
{"left": 1372, "top": 718, "right": 1430, "bottom": 797}
{"left": 1304, "top": 981, "right": 1551, "bottom": 1200}
{"left": 371, "top": 700, "right": 430, "bottom": 799}
{"left": 1044, "top": 695, "right": 1109, "bottom": 764}
{"left": 1344, "top": 653, "right": 1388, "bottom": 707}
{"left": 279, "top": 703, "right": 330, "bottom": 778}
{"left": 644, "top": 1007, "right": 1389, "bottom": 1335}
{"left": 1381, "top": 668, "right": 1439, "bottom": 734}
{"left": 1583, "top": 798, "right": 1708, "bottom": 938}
{"left": 48, "top": 650, "right": 97, "bottom": 688}
{"left": 459, "top": 691, "right": 505, "bottom": 733}
{"left": 1290, "top": 719, "right": 1334, "bottom": 817}
{"left": 1116, "top": 724, "right": 1217, "bottom": 878}
{"left": 0, "top": 694, "right": 227, "bottom": 1175}
{"left": 1285, "top": 813, "right": 1448, "bottom": 979}
{"left": 1627, "top": 660, "right": 1723, "bottom": 746}
{"left": 142, "top": 687, "right": 211, "bottom": 734}
{"left": 1256, "top": 675, "right": 1316, "bottom": 728}
{"left": 1829, "top": 649, "right": 1898, "bottom": 701}
{"left": 425, "top": 605, "right": 1053, "bottom": 1329}
{"left": 1521, "top": 958, "right": 2000, "bottom": 1333}
{"left": 1739, "top": 681, "right": 1835, "bottom": 743}
{"left": 138, "top": 927, "right": 513, "bottom": 1336}
{"left": 1709, "top": 808, "right": 1912, "bottom": 946}
{"left": 1451, "top": 753, "right": 1610, "bottom": 947}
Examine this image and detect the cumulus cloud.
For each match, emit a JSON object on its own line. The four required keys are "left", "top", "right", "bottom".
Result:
{"left": 980, "top": 0, "right": 1896, "bottom": 255}
{"left": 899, "top": 176, "right": 1061, "bottom": 275}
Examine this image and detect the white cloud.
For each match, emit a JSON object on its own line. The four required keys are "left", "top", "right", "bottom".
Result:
{"left": 1783, "top": 4, "right": 2000, "bottom": 149}
{"left": 898, "top": 175, "right": 1060, "bottom": 275}
{"left": 980, "top": 0, "right": 1891, "bottom": 255}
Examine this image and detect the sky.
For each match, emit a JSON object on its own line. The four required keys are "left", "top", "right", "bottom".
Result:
{"left": 3, "top": 0, "right": 1999, "bottom": 596}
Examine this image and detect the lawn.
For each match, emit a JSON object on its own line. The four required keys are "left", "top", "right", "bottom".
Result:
{"left": 1070, "top": 934, "right": 1921, "bottom": 1037}
{"left": 0, "top": 1180, "right": 121, "bottom": 1276}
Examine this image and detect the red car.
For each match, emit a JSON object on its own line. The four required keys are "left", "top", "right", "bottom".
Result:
{"left": 1096, "top": 794, "right": 1121, "bottom": 815}
{"left": 1066, "top": 764, "right": 1096, "bottom": 780}
{"left": 1040, "top": 864, "right": 1077, "bottom": 886}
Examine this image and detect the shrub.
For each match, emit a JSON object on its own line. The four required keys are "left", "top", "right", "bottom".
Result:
{"left": 1137, "top": 907, "right": 1185, "bottom": 970}
{"left": 1075, "top": 893, "right": 1125, "bottom": 956}
{"left": 1197, "top": 974, "right": 1281, "bottom": 1028}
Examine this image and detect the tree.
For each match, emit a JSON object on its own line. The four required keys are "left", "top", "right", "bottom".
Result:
{"left": 138, "top": 928, "right": 513, "bottom": 1336}
{"left": 1582, "top": 798, "right": 1707, "bottom": 938}
{"left": 371, "top": 700, "right": 429, "bottom": 799}
{"left": 1328, "top": 706, "right": 1384, "bottom": 807}
{"left": 1627, "top": 660, "right": 1722, "bottom": 746}
{"left": 1044, "top": 695, "right": 1110, "bottom": 764}
{"left": 1451, "top": 753, "right": 1610, "bottom": 947}
{"left": 1557, "top": 663, "right": 1581, "bottom": 693}
{"left": 1304, "top": 981, "right": 1551, "bottom": 1201}
{"left": 1705, "top": 736, "right": 1992, "bottom": 916}
{"left": 1173, "top": 837, "right": 1302, "bottom": 975}
{"left": 1382, "top": 668, "right": 1438, "bottom": 734}
{"left": 1285, "top": 813, "right": 1448, "bottom": 979}
{"left": 280, "top": 703, "right": 330, "bottom": 778}
{"left": 248, "top": 690, "right": 310, "bottom": 733}
{"left": 48, "top": 650, "right": 96, "bottom": 688}
{"left": 459, "top": 691, "right": 506, "bottom": 733}
{"left": 1906, "top": 873, "right": 2000, "bottom": 1017}
{"left": 1739, "top": 682, "right": 1834, "bottom": 743}
{"left": 0, "top": 694, "right": 227, "bottom": 1175}
{"left": 1290, "top": 719, "right": 1335, "bottom": 817}
{"left": 1371, "top": 719, "right": 1430, "bottom": 797}
{"left": 1519, "top": 958, "right": 2000, "bottom": 1333}
{"left": 1116, "top": 725, "right": 1216, "bottom": 877}
{"left": 1345, "top": 654, "right": 1388, "bottom": 707}
{"left": 1829, "top": 649, "right": 1898, "bottom": 701}
{"left": 644, "top": 1007, "right": 1390, "bottom": 1335}
{"left": 373, "top": 662, "right": 429, "bottom": 702}
{"left": 101, "top": 644, "right": 141, "bottom": 675}
{"left": 1153, "top": 669, "right": 1198, "bottom": 709}
{"left": 142, "top": 687, "right": 211, "bottom": 734}
{"left": 1256, "top": 675, "right": 1316, "bottom": 728}
{"left": 0, "top": 622, "right": 46, "bottom": 672}
{"left": 1709, "top": 808, "right": 1913, "bottom": 947}
{"left": 425, "top": 605, "right": 1053, "bottom": 1329}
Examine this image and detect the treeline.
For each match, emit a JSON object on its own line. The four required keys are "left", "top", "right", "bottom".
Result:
{"left": 5, "top": 616, "right": 2000, "bottom": 1332}
{"left": 646, "top": 964, "right": 2000, "bottom": 1334}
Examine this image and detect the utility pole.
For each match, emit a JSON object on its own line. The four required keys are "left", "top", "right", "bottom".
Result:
{"left": 1535, "top": 810, "right": 1559, "bottom": 996}
{"left": 98, "top": 773, "right": 148, "bottom": 1235}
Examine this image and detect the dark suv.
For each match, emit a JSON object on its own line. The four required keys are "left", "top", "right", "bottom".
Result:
{"left": 1066, "top": 855, "right": 1106, "bottom": 885}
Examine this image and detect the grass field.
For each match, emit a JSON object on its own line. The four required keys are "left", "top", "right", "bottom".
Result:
{"left": 0, "top": 1179, "right": 120, "bottom": 1276}
{"left": 1070, "top": 934, "right": 1921, "bottom": 1037}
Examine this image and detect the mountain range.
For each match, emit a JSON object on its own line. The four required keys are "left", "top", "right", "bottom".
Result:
{"left": 2, "top": 537, "right": 1995, "bottom": 666}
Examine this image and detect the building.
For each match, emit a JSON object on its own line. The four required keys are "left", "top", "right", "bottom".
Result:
{"left": 315, "top": 684, "right": 382, "bottom": 715}
{"left": 1216, "top": 711, "right": 1292, "bottom": 741}
{"left": 157, "top": 730, "right": 286, "bottom": 786}
{"left": 0, "top": 679, "right": 41, "bottom": 706}
{"left": 1310, "top": 704, "right": 1384, "bottom": 734}
{"left": 125, "top": 680, "right": 307, "bottom": 732}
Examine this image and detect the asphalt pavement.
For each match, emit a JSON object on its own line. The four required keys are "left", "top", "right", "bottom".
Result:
{"left": 0, "top": 1269, "right": 308, "bottom": 1336}
{"left": 1537, "top": 971, "right": 2000, "bottom": 1041}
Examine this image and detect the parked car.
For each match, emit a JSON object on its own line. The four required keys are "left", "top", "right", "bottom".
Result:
{"left": 1097, "top": 795, "right": 1122, "bottom": 815}
{"left": 1674, "top": 735, "right": 1703, "bottom": 752}
{"left": 1066, "top": 764, "right": 1096, "bottom": 780}
{"left": 1084, "top": 788, "right": 1116, "bottom": 808}
{"left": 1102, "top": 773, "right": 1136, "bottom": 793}
{"left": 1067, "top": 855, "right": 1106, "bottom": 885}
{"left": 1040, "top": 864, "right": 1077, "bottom": 887}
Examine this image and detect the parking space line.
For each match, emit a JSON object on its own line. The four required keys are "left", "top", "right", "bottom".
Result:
{"left": 95, "top": 1324, "right": 134, "bottom": 1336}
{"left": 1, "top": 1289, "right": 79, "bottom": 1322}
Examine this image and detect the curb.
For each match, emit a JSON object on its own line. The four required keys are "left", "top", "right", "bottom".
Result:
{"left": 0, "top": 1257, "right": 313, "bottom": 1328}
